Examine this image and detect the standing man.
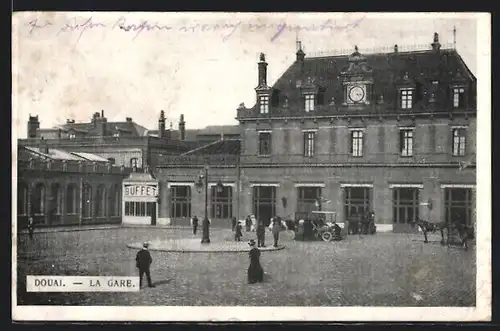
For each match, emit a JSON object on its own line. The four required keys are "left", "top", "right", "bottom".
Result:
{"left": 192, "top": 215, "right": 199, "bottom": 236}
{"left": 245, "top": 215, "right": 252, "bottom": 232}
{"left": 231, "top": 217, "right": 237, "bottom": 232}
{"left": 257, "top": 219, "right": 266, "bottom": 247}
{"left": 272, "top": 216, "right": 281, "bottom": 248}
{"left": 27, "top": 213, "right": 35, "bottom": 240}
{"left": 135, "top": 242, "right": 156, "bottom": 288}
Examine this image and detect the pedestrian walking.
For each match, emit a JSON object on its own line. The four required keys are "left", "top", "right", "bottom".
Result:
{"left": 257, "top": 219, "right": 266, "bottom": 247}
{"left": 247, "top": 239, "right": 264, "bottom": 284}
{"left": 27, "top": 214, "right": 35, "bottom": 240}
{"left": 135, "top": 242, "right": 156, "bottom": 288}
{"left": 250, "top": 214, "right": 257, "bottom": 232}
{"left": 235, "top": 221, "right": 243, "bottom": 241}
{"left": 231, "top": 217, "right": 237, "bottom": 231}
{"left": 191, "top": 215, "right": 199, "bottom": 235}
{"left": 245, "top": 215, "right": 252, "bottom": 232}
{"left": 272, "top": 216, "right": 281, "bottom": 247}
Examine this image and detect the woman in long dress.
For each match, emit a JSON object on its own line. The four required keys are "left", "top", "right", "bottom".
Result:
{"left": 247, "top": 239, "right": 264, "bottom": 284}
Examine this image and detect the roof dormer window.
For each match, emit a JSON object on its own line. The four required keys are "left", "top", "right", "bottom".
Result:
{"left": 259, "top": 95, "right": 269, "bottom": 114}
{"left": 453, "top": 86, "right": 466, "bottom": 108}
{"left": 305, "top": 94, "right": 315, "bottom": 112}
{"left": 400, "top": 88, "right": 414, "bottom": 109}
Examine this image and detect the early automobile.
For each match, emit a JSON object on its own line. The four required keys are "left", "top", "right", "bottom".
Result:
{"left": 292, "top": 211, "right": 346, "bottom": 242}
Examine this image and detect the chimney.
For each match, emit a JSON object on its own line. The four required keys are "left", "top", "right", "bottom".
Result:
{"left": 126, "top": 117, "right": 132, "bottom": 122}
{"left": 179, "top": 114, "right": 186, "bottom": 141}
{"left": 394, "top": 44, "right": 398, "bottom": 53}
{"left": 158, "top": 110, "right": 166, "bottom": 138}
{"left": 257, "top": 53, "right": 268, "bottom": 87}
{"left": 27, "top": 114, "right": 40, "bottom": 138}
{"left": 296, "top": 41, "right": 305, "bottom": 61}
{"left": 99, "top": 110, "right": 107, "bottom": 136}
{"left": 431, "top": 32, "right": 441, "bottom": 51}
{"left": 40, "top": 137, "right": 49, "bottom": 154}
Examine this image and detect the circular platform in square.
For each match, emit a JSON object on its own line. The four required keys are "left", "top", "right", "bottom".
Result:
{"left": 126, "top": 238, "right": 285, "bottom": 253}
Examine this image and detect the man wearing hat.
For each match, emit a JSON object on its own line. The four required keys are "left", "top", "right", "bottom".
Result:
{"left": 135, "top": 242, "right": 156, "bottom": 288}
{"left": 247, "top": 239, "right": 264, "bottom": 284}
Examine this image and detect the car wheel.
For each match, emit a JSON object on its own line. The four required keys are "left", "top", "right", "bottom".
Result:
{"left": 321, "top": 232, "right": 333, "bottom": 242}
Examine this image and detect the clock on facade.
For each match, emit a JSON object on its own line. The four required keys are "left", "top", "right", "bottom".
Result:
{"left": 349, "top": 85, "right": 366, "bottom": 103}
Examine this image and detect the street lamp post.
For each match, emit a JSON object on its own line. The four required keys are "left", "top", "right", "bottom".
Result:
{"left": 200, "top": 165, "right": 210, "bottom": 243}
{"left": 196, "top": 164, "right": 225, "bottom": 244}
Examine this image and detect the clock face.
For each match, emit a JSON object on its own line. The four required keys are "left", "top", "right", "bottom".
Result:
{"left": 349, "top": 85, "right": 365, "bottom": 102}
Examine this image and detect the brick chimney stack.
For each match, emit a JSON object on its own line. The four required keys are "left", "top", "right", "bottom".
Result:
{"left": 257, "top": 53, "right": 268, "bottom": 88}
{"left": 97, "top": 110, "right": 107, "bottom": 136}
{"left": 158, "top": 110, "right": 166, "bottom": 138}
{"left": 27, "top": 114, "right": 40, "bottom": 138}
{"left": 179, "top": 114, "right": 186, "bottom": 141}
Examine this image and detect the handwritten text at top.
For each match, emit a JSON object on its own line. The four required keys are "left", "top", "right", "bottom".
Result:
{"left": 26, "top": 15, "right": 365, "bottom": 44}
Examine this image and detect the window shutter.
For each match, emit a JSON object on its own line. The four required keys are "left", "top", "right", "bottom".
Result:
{"left": 302, "top": 95, "right": 306, "bottom": 110}
{"left": 399, "top": 130, "right": 404, "bottom": 153}
{"left": 303, "top": 132, "right": 306, "bottom": 153}
{"left": 415, "top": 82, "right": 422, "bottom": 104}
{"left": 271, "top": 89, "right": 280, "bottom": 107}
{"left": 349, "top": 132, "right": 353, "bottom": 154}
{"left": 317, "top": 90, "right": 325, "bottom": 105}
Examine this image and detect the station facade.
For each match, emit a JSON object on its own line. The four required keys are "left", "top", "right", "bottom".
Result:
{"left": 17, "top": 33, "right": 477, "bottom": 234}
{"left": 148, "top": 33, "right": 477, "bottom": 233}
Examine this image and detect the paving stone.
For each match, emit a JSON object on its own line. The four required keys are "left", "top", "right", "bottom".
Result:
{"left": 16, "top": 228, "right": 476, "bottom": 306}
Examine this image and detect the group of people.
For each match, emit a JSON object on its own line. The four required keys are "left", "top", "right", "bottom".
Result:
{"left": 232, "top": 215, "right": 283, "bottom": 248}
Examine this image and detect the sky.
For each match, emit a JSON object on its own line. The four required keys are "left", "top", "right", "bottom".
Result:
{"left": 12, "top": 12, "right": 481, "bottom": 138}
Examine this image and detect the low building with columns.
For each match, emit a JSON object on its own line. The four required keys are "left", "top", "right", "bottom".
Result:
{"left": 16, "top": 145, "right": 134, "bottom": 229}
{"left": 150, "top": 33, "right": 477, "bottom": 233}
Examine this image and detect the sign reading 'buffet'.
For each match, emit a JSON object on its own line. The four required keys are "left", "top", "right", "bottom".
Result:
{"left": 124, "top": 184, "right": 158, "bottom": 197}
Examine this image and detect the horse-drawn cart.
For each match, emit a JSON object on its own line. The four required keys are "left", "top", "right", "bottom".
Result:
{"left": 293, "top": 211, "right": 346, "bottom": 242}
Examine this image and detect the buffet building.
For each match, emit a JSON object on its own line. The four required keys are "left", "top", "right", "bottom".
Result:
{"left": 18, "top": 33, "right": 477, "bottom": 233}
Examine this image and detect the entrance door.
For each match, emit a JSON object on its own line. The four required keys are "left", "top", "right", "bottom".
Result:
{"left": 444, "top": 188, "right": 473, "bottom": 227}
{"left": 253, "top": 186, "right": 276, "bottom": 227}
{"left": 392, "top": 187, "right": 420, "bottom": 233}
{"left": 343, "top": 187, "right": 372, "bottom": 221}
{"left": 147, "top": 202, "right": 157, "bottom": 225}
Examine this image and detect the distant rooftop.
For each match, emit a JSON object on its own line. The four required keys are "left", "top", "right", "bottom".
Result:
{"left": 306, "top": 42, "right": 456, "bottom": 58}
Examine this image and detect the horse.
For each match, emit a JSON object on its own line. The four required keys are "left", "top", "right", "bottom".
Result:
{"left": 412, "top": 217, "right": 469, "bottom": 250}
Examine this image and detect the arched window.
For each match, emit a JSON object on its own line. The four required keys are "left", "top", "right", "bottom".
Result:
{"left": 130, "top": 158, "right": 138, "bottom": 168}
{"left": 66, "top": 184, "right": 77, "bottom": 214}
{"left": 17, "top": 182, "right": 28, "bottom": 215}
{"left": 82, "top": 183, "right": 92, "bottom": 218}
{"left": 50, "top": 183, "right": 63, "bottom": 215}
{"left": 96, "top": 185, "right": 107, "bottom": 217}
{"left": 33, "top": 183, "right": 45, "bottom": 215}
{"left": 109, "top": 184, "right": 121, "bottom": 216}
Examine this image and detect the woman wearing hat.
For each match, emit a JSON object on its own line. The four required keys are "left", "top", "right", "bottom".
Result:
{"left": 247, "top": 239, "right": 264, "bottom": 284}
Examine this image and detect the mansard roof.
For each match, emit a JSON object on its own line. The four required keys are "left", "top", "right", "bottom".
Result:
{"left": 241, "top": 47, "right": 476, "bottom": 117}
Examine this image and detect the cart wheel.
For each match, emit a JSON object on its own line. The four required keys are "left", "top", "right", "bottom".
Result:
{"left": 321, "top": 231, "right": 333, "bottom": 242}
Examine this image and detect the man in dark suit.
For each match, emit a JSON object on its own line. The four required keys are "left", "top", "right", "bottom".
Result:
{"left": 135, "top": 242, "right": 156, "bottom": 288}
{"left": 27, "top": 214, "right": 35, "bottom": 240}
{"left": 192, "top": 215, "right": 199, "bottom": 235}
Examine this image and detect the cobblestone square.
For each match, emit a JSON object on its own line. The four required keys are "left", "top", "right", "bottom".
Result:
{"left": 16, "top": 227, "right": 476, "bottom": 306}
